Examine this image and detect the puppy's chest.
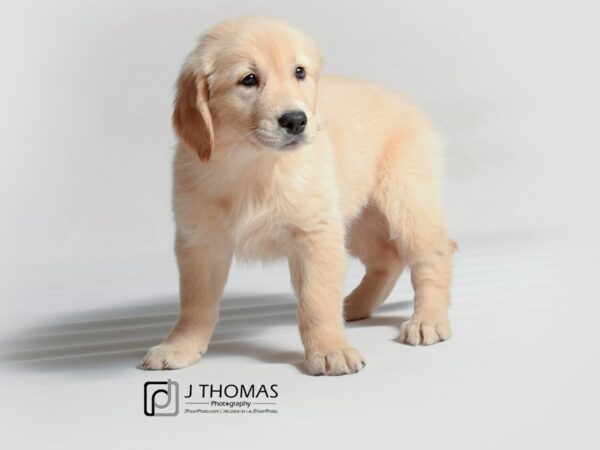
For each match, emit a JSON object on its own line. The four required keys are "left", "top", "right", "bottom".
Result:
{"left": 231, "top": 198, "right": 301, "bottom": 262}
{"left": 203, "top": 157, "right": 328, "bottom": 261}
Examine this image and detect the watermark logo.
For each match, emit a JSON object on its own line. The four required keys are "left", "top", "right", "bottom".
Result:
{"left": 144, "top": 379, "right": 179, "bottom": 416}
{"left": 143, "top": 380, "right": 279, "bottom": 416}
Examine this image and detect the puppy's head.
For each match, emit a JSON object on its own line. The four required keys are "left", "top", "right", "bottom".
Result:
{"left": 173, "top": 17, "right": 322, "bottom": 162}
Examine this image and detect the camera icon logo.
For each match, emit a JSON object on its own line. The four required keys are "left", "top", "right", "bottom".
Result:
{"left": 144, "top": 379, "right": 179, "bottom": 416}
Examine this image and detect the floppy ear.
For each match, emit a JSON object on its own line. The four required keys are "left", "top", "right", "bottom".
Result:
{"left": 172, "top": 70, "right": 214, "bottom": 162}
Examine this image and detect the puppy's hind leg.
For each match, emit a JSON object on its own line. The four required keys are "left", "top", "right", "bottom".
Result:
{"left": 344, "top": 204, "right": 406, "bottom": 321}
{"left": 373, "top": 132, "right": 455, "bottom": 346}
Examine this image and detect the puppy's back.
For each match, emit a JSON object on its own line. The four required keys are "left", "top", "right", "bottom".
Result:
{"left": 317, "top": 75, "right": 440, "bottom": 219}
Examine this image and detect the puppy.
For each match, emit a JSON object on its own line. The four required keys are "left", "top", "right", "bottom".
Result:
{"left": 143, "top": 17, "right": 455, "bottom": 375}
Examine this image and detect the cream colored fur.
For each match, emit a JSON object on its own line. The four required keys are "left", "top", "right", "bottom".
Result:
{"left": 143, "top": 17, "right": 455, "bottom": 375}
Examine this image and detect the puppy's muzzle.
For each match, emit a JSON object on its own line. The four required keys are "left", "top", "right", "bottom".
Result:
{"left": 278, "top": 110, "right": 307, "bottom": 135}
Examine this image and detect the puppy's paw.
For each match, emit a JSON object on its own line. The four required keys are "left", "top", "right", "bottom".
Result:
{"left": 399, "top": 315, "right": 451, "bottom": 346}
{"left": 142, "top": 343, "right": 201, "bottom": 370}
{"left": 343, "top": 296, "right": 373, "bottom": 322}
{"left": 305, "top": 347, "right": 366, "bottom": 376}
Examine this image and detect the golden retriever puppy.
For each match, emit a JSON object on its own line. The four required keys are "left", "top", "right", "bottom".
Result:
{"left": 143, "top": 17, "right": 455, "bottom": 375}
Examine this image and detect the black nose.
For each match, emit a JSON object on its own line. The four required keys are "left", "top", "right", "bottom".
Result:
{"left": 278, "top": 110, "right": 307, "bottom": 135}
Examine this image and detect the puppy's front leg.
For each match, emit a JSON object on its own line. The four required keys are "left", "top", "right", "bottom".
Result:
{"left": 143, "top": 233, "right": 233, "bottom": 370}
{"left": 289, "top": 226, "right": 365, "bottom": 375}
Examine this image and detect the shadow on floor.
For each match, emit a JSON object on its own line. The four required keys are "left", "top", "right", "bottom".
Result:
{"left": 0, "top": 293, "right": 410, "bottom": 375}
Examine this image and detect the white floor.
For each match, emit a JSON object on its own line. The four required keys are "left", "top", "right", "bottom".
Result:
{"left": 1, "top": 234, "right": 597, "bottom": 449}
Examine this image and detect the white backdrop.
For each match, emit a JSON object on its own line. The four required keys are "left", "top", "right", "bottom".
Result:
{"left": 1, "top": 2, "right": 599, "bottom": 449}
{"left": 2, "top": 0, "right": 598, "bottom": 289}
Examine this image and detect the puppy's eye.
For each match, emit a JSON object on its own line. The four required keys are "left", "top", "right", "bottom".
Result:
{"left": 240, "top": 73, "right": 258, "bottom": 87}
{"left": 295, "top": 66, "right": 306, "bottom": 80}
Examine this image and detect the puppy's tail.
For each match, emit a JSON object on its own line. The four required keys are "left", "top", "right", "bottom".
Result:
{"left": 448, "top": 239, "right": 458, "bottom": 254}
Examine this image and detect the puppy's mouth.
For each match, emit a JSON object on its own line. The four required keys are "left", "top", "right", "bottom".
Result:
{"left": 279, "top": 136, "right": 305, "bottom": 150}
{"left": 248, "top": 129, "right": 307, "bottom": 150}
